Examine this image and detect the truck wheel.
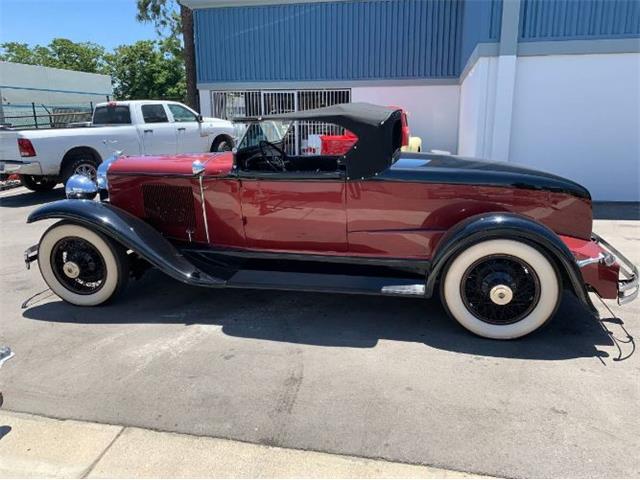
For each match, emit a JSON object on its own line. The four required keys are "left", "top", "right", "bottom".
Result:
{"left": 38, "top": 222, "right": 129, "bottom": 306}
{"left": 20, "top": 175, "right": 58, "bottom": 192}
{"left": 211, "top": 135, "right": 233, "bottom": 152}
{"left": 440, "top": 239, "right": 561, "bottom": 339}
{"left": 62, "top": 156, "right": 98, "bottom": 184}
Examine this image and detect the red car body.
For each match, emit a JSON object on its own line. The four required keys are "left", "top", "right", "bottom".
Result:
{"left": 106, "top": 151, "right": 614, "bottom": 298}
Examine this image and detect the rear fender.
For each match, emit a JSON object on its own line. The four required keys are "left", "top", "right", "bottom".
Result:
{"left": 426, "top": 212, "right": 597, "bottom": 314}
{"left": 27, "top": 200, "right": 224, "bottom": 287}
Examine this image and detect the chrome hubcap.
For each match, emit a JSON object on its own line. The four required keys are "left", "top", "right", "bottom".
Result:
{"left": 62, "top": 261, "right": 80, "bottom": 279}
{"left": 489, "top": 284, "right": 513, "bottom": 305}
{"left": 75, "top": 163, "right": 97, "bottom": 181}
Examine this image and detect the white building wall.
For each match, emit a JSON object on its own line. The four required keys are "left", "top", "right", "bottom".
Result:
{"left": 458, "top": 57, "right": 494, "bottom": 158}
{"left": 459, "top": 52, "right": 640, "bottom": 201}
{"left": 199, "top": 90, "right": 213, "bottom": 116}
{"left": 351, "top": 85, "right": 460, "bottom": 154}
{"left": 509, "top": 53, "right": 640, "bottom": 201}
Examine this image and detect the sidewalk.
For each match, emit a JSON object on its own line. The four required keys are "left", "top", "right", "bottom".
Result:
{"left": 0, "top": 411, "right": 488, "bottom": 479}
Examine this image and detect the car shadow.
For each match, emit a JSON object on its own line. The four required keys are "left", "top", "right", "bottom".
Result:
{"left": 0, "top": 187, "right": 64, "bottom": 208}
{"left": 22, "top": 270, "right": 618, "bottom": 362}
{"left": 592, "top": 202, "right": 640, "bottom": 221}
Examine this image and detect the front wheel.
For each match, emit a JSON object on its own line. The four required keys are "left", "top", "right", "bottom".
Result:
{"left": 37, "top": 222, "right": 129, "bottom": 306}
{"left": 440, "top": 239, "right": 561, "bottom": 339}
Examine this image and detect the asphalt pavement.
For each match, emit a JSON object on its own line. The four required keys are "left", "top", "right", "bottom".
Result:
{"left": 1, "top": 187, "right": 639, "bottom": 478}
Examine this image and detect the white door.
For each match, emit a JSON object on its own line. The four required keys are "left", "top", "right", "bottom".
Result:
{"left": 167, "top": 103, "right": 205, "bottom": 153}
{"left": 138, "top": 104, "right": 177, "bottom": 155}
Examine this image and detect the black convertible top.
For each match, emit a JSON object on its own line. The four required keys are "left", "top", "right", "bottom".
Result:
{"left": 236, "top": 103, "right": 403, "bottom": 179}
{"left": 265, "top": 102, "right": 398, "bottom": 127}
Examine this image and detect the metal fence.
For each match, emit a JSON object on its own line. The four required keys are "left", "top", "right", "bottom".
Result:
{"left": 0, "top": 99, "right": 109, "bottom": 130}
{"left": 212, "top": 89, "right": 351, "bottom": 155}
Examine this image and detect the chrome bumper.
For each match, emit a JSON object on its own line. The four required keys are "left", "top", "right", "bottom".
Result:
{"left": 24, "top": 244, "right": 38, "bottom": 270}
{"left": 591, "top": 233, "right": 639, "bottom": 305}
{"left": 0, "top": 160, "right": 42, "bottom": 175}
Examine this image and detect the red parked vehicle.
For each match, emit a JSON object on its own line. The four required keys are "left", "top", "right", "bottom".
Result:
{"left": 24, "top": 103, "right": 637, "bottom": 339}
{"left": 319, "top": 107, "right": 411, "bottom": 155}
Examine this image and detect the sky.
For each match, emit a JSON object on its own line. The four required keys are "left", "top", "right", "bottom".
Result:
{"left": 0, "top": 0, "right": 161, "bottom": 51}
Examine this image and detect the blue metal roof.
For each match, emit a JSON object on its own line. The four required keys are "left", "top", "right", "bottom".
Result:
{"left": 194, "top": 0, "right": 463, "bottom": 84}
{"left": 519, "top": 0, "right": 640, "bottom": 42}
{"left": 459, "top": 0, "right": 502, "bottom": 71}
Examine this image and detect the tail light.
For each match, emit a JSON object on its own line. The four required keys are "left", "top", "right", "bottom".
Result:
{"left": 18, "top": 138, "right": 36, "bottom": 157}
{"left": 401, "top": 112, "right": 410, "bottom": 146}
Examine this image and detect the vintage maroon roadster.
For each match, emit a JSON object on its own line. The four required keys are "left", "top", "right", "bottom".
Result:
{"left": 24, "top": 103, "right": 637, "bottom": 339}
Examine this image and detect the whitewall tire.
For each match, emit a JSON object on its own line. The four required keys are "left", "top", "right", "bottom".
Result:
{"left": 440, "top": 239, "right": 561, "bottom": 339}
{"left": 38, "top": 222, "right": 129, "bottom": 306}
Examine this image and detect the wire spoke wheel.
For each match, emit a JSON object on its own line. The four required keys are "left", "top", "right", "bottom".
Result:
{"left": 50, "top": 236, "right": 107, "bottom": 295}
{"left": 74, "top": 162, "right": 97, "bottom": 181}
{"left": 441, "top": 239, "right": 560, "bottom": 339}
{"left": 461, "top": 255, "right": 541, "bottom": 325}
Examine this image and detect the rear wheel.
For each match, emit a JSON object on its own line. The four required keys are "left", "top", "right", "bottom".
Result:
{"left": 20, "top": 175, "right": 57, "bottom": 192}
{"left": 62, "top": 155, "right": 98, "bottom": 185}
{"left": 440, "top": 239, "right": 561, "bottom": 339}
{"left": 211, "top": 135, "right": 233, "bottom": 152}
{"left": 38, "top": 222, "right": 129, "bottom": 306}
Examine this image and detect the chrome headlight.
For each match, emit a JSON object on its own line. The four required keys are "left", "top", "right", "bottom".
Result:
{"left": 65, "top": 174, "right": 98, "bottom": 200}
{"left": 96, "top": 150, "right": 122, "bottom": 191}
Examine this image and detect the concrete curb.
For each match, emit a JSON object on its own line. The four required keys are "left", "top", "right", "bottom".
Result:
{"left": 0, "top": 411, "right": 491, "bottom": 479}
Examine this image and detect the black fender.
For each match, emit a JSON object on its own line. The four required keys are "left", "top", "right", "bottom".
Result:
{"left": 27, "top": 199, "right": 225, "bottom": 287}
{"left": 425, "top": 212, "right": 597, "bottom": 314}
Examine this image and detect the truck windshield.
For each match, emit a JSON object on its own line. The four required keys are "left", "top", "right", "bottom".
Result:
{"left": 93, "top": 105, "right": 132, "bottom": 125}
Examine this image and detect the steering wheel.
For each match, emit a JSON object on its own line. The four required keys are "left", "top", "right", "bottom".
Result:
{"left": 259, "top": 140, "right": 287, "bottom": 172}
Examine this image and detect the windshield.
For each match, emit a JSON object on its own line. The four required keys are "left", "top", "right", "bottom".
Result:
{"left": 237, "top": 120, "right": 291, "bottom": 150}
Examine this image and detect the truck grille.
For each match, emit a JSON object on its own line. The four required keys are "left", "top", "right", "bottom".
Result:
{"left": 142, "top": 184, "right": 197, "bottom": 230}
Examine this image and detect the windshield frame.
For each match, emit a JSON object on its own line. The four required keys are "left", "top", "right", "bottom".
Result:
{"left": 234, "top": 119, "right": 293, "bottom": 152}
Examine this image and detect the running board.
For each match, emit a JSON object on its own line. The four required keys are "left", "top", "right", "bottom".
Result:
{"left": 225, "top": 270, "right": 426, "bottom": 297}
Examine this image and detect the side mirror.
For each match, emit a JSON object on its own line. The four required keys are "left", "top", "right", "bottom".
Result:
{"left": 196, "top": 114, "right": 203, "bottom": 123}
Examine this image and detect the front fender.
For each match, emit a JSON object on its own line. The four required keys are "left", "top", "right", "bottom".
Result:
{"left": 27, "top": 200, "right": 224, "bottom": 287}
{"left": 426, "top": 212, "right": 597, "bottom": 314}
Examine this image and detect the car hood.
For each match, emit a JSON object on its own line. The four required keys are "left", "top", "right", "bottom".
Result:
{"left": 109, "top": 152, "right": 234, "bottom": 177}
{"left": 386, "top": 153, "right": 591, "bottom": 200}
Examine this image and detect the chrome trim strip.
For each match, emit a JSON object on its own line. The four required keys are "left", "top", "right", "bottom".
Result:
{"left": 198, "top": 175, "right": 210, "bottom": 244}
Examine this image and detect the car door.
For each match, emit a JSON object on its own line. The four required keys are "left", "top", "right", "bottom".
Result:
{"left": 138, "top": 104, "right": 177, "bottom": 155}
{"left": 167, "top": 103, "right": 205, "bottom": 153}
{"left": 239, "top": 172, "right": 348, "bottom": 253}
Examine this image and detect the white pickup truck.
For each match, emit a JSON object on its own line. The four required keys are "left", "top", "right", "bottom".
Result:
{"left": 0, "top": 100, "right": 236, "bottom": 191}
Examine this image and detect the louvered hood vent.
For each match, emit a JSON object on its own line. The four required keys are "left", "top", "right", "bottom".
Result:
{"left": 142, "top": 184, "right": 197, "bottom": 230}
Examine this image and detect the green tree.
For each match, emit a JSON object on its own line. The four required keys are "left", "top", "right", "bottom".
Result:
{"left": 106, "top": 40, "right": 185, "bottom": 101}
{"left": 0, "top": 39, "right": 107, "bottom": 73}
{"left": 136, "top": 0, "right": 197, "bottom": 110}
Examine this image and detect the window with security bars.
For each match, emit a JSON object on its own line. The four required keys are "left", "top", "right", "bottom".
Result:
{"left": 211, "top": 89, "right": 351, "bottom": 155}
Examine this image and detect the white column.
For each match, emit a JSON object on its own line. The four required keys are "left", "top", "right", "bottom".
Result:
{"left": 199, "top": 89, "right": 212, "bottom": 116}
{"left": 488, "top": 0, "right": 520, "bottom": 162}
{"left": 458, "top": 0, "right": 520, "bottom": 162}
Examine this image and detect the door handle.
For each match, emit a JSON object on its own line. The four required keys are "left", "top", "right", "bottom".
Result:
{"left": 177, "top": 127, "right": 186, "bottom": 131}
{"left": 143, "top": 129, "right": 153, "bottom": 133}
